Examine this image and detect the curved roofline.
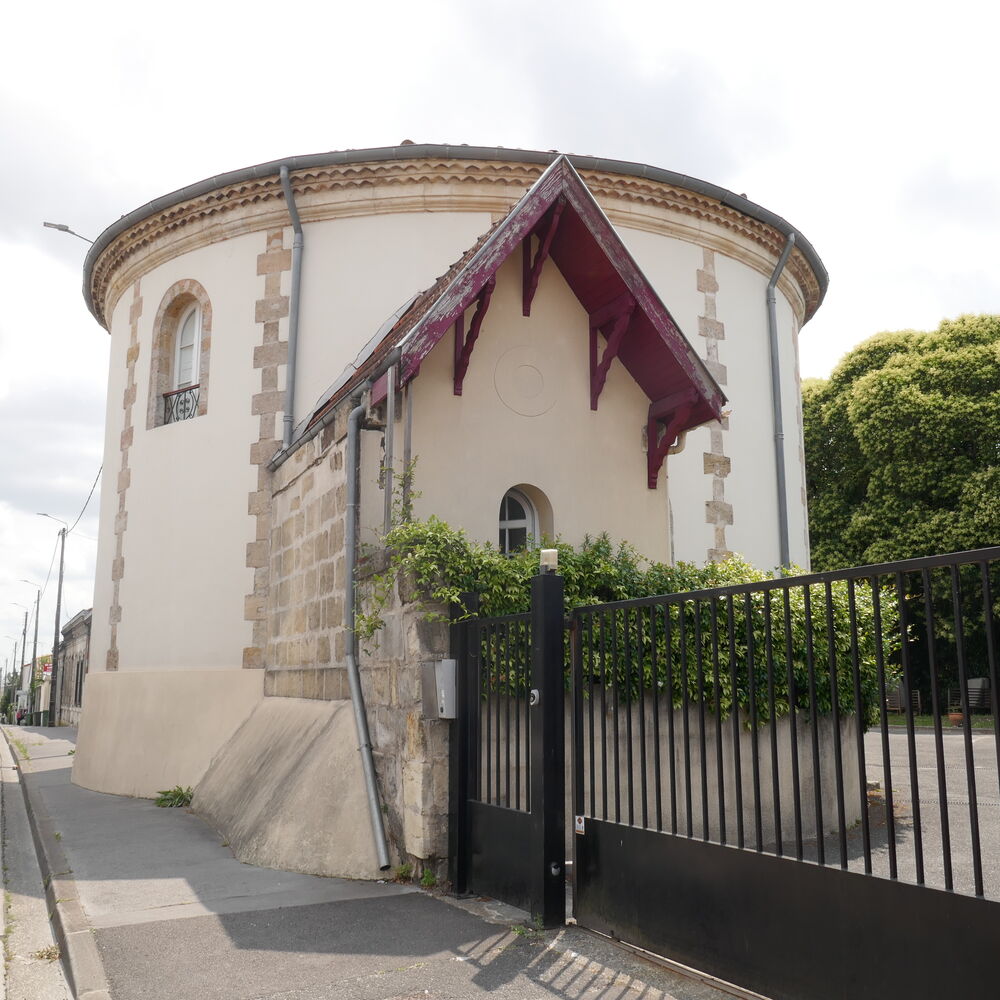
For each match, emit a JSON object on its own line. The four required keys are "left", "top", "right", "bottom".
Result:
{"left": 82, "top": 143, "right": 828, "bottom": 322}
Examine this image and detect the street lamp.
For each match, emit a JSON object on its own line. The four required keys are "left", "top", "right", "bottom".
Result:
{"left": 39, "top": 513, "right": 68, "bottom": 726}
{"left": 42, "top": 221, "right": 94, "bottom": 244}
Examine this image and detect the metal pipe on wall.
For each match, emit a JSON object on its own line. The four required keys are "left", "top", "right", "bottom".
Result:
{"left": 345, "top": 387, "right": 391, "bottom": 870}
{"left": 382, "top": 364, "right": 395, "bottom": 534}
{"left": 766, "top": 234, "right": 796, "bottom": 567}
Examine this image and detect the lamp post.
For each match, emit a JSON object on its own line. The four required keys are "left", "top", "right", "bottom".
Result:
{"left": 39, "top": 514, "right": 68, "bottom": 726}
{"left": 20, "top": 583, "right": 41, "bottom": 724}
{"left": 42, "top": 221, "right": 94, "bottom": 245}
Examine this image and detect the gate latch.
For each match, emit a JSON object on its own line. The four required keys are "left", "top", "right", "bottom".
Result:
{"left": 529, "top": 689, "right": 540, "bottom": 706}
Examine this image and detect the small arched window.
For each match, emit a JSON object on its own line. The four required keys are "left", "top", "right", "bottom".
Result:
{"left": 147, "top": 280, "right": 212, "bottom": 429}
{"left": 499, "top": 488, "right": 537, "bottom": 555}
{"left": 174, "top": 305, "right": 201, "bottom": 389}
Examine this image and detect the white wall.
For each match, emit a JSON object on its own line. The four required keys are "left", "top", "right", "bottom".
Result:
{"left": 294, "top": 211, "right": 493, "bottom": 418}
{"left": 116, "top": 234, "right": 262, "bottom": 670}
{"left": 90, "top": 291, "right": 134, "bottom": 674}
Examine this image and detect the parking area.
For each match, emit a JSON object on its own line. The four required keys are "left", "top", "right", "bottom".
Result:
{"left": 851, "top": 729, "right": 1000, "bottom": 897}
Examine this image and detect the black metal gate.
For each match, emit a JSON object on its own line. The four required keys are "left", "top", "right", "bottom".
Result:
{"left": 449, "top": 574, "right": 565, "bottom": 926}
{"left": 452, "top": 548, "right": 1000, "bottom": 999}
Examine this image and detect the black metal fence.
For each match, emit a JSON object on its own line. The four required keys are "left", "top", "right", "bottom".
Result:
{"left": 571, "top": 546, "right": 1000, "bottom": 898}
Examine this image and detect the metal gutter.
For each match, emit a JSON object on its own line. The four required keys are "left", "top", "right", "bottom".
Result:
{"left": 766, "top": 234, "right": 796, "bottom": 567}
{"left": 279, "top": 166, "right": 304, "bottom": 450}
{"left": 82, "top": 145, "right": 828, "bottom": 326}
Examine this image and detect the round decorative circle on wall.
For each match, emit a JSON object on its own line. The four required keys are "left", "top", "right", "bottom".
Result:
{"left": 494, "top": 344, "right": 558, "bottom": 417}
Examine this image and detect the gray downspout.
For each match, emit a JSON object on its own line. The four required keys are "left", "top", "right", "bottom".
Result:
{"left": 382, "top": 364, "right": 395, "bottom": 534}
{"left": 346, "top": 387, "right": 391, "bottom": 870}
{"left": 280, "top": 166, "right": 304, "bottom": 450}
{"left": 402, "top": 383, "right": 413, "bottom": 521}
{"left": 766, "top": 233, "right": 796, "bottom": 567}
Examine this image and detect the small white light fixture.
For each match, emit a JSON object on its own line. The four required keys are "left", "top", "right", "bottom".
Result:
{"left": 539, "top": 548, "right": 558, "bottom": 573}
{"left": 42, "top": 221, "right": 94, "bottom": 244}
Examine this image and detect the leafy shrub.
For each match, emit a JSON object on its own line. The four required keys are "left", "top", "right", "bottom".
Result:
{"left": 358, "top": 521, "right": 900, "bottom": 727}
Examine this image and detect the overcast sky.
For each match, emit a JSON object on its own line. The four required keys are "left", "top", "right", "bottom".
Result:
{"left": 1, "top": 0, "right": 997, "bottom": 669}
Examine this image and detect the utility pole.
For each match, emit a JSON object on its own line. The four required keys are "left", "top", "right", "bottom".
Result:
{"left": 20, "top": 611, "right": 27, "bottom": 692}
{"left": 39, "top": 514, "right": 70, "bottom": 726}
{"left": 31, "top": 590, "right": 39, "bottom": 722}
{"left": 49, "top": 527, "right": 66, "bottom": 726}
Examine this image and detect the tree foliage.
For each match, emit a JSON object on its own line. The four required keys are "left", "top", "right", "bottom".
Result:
{"left": 804, "top": 314, "right": 1000, "bottom": 570}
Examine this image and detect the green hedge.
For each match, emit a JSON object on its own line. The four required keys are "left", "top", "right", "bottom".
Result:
{"left": 358, "top": 520, "right": 900, "bottom": 727}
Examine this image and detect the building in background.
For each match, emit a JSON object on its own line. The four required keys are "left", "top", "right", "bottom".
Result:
{"left": 56, "top": 609, "right": 92, "bottom": 727}
{"left": 74, "top": 145, "right": 827, "bottom": 875}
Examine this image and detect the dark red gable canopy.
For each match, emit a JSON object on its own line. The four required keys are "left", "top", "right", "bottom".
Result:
{"left": 315, "top": 156, "right": 726, "bottom": 487}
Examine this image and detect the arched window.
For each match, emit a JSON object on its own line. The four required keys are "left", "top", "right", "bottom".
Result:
{"left": 147, "top": 280, "right": 212, "bottom": 429}
{"left": 174, "top": 305, "right": 201, "bottom": 389}
{"left": 499, "top": 488, "right": 537, "bottom": 555}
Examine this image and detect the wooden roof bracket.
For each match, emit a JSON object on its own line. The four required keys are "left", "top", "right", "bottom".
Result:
{"left": 453, "top": 275, "right": 496, "bottom": 395}
{"left": 522, "top": 197, "right": 565, "bottom": 316}
{"left": 647, "top": 391, "right": 697, "bottom": 488}
{"left": 590, "top": 293, "right": 636, "bottom": 410}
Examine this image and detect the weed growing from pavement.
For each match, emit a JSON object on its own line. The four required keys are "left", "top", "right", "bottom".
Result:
{"left": 31, "top": 945, "right": 60, "bottom": 961}
{"left": 2, "top": 890, "right": 13, "bottom": 969}
{"left": 154, "top": 786, "right": 193, "bottom": 808}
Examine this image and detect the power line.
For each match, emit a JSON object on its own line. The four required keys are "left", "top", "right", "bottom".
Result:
{"left": 69, "top": 465, "right": 102, "bottom": 534}
{"left": 39, "top": 533, "right": 60, "bottom": 599}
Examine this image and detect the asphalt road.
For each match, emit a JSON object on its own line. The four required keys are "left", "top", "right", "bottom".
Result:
{"left": 784, "top": 728, "right": 1000, "bottom": 898}
{"left": 861, "top": 728, "right": 1000, "bottom": 897}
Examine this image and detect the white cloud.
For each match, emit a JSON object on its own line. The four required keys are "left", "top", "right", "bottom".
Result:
{"left": 1, "top": 0, "right": 998, "bottom": 648}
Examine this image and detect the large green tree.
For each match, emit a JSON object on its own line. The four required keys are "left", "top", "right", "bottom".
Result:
{"left": 804, "top": 314, "right": 1000, "bottom": 571}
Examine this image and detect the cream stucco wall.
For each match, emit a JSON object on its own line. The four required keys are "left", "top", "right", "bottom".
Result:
{"left": 295, "top": 211, "right": 493, "bottom": 417}
{"left": 714, "top": 254, "right": 809, "bottom": 569}
{"left": 73, "top": 670, "right": 263, "bottom": 797}
{"left": 90, "top": 291, "right": 134, "bottom": 676}
{"left": 398, "top": 253, "right": 671, "bottom": 560}
{"left": 117, "top": 235, "right": 262, "bottom": 670}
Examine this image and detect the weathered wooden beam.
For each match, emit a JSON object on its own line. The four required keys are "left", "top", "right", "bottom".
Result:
{"left": 647, "top": 391, "right": 697, "bottom": 489}
{"left": 453, "top": 276, "right": 496, "bottom": 395}
{"left": 589, "top": 295, "right": 636, "bottom": 410}
{"left": 522, "top": 198, "right": 565, "bottom": 316}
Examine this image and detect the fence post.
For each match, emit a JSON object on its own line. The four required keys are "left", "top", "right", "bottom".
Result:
{"left": 531, "top": 568, "right": 566, "bottom": 927}
{"left": 448, "top": 592, "right": 479, "bottom": 895}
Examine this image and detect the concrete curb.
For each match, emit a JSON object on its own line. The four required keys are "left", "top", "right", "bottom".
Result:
{"left": 1, "top": 728, "right": 112, "bottom": 1000}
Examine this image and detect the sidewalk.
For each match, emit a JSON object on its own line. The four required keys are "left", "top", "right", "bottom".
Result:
{"left": 2, "top": 725, "right": 749, "bottom": 1000}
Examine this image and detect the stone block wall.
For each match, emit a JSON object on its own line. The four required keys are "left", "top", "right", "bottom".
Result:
{"left": 264, "top": 408, "right": 453, "bottom": 876}
{"left": 267, "top": 422, "right": 349, "bottom": 695}
{"left": 358, "top": 575, "right": 451, "bottom": 871}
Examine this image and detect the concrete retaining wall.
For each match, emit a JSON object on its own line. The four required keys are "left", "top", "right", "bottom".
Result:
{"left": 72, "top": 670, "right": 263, "bottom": 798}
{"left": 193, "top": 696, "right": 385, "bottom": 879}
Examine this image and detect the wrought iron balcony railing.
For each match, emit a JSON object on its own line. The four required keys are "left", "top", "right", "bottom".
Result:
{"left": 163, "top": 384, "right": 200, "bottom": 424}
